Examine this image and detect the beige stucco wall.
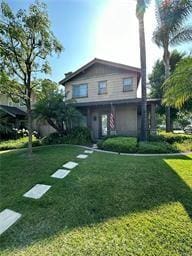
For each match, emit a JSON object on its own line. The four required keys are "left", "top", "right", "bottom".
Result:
{"left": 65, "top": 72, "right": 138, "bottom": 103}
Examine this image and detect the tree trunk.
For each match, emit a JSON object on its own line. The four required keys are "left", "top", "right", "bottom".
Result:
{"left": 163, "top": 46, "right": 171, "bottom": 132}
{"left": 138, "top": 14, "right": 148, "bottom": 141}
{"left": 27, "top": 99, "right": 33, "bottom": 156}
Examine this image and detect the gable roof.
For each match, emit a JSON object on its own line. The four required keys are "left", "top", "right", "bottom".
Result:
{"left": 0, "top": 105, "right": 26, "bottom": 117}
{"left": 59, "top": 58, "right": 141, "bottom": 85}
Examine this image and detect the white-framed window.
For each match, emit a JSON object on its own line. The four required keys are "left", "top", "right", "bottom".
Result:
{"left": 72, "top": 84, "right": 88, "bottom": 98}
{"left": 123, "top": 78, "right": 133, "bottom": 92}
{"left": 98, "top": 81, "right": 107, "bottom": 95}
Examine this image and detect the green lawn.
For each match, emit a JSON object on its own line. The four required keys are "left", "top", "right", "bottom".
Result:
{"left": 0, "top": 145, "right": 192, "bottom": 256}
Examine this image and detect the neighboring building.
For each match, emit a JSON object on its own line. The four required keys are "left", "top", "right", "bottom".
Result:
{"left": 0, "top": 93, "right": 55, "bottom": 137}
{"left": 0, "top": 94, "right": 27, "bottom": 129}
{"left": 60, "top": 58, "right": 159, "bottom": 140}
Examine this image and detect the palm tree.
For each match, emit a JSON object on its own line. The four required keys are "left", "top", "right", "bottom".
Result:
{"left": 153, "top": 0, "right": 192, "bottom": 132}
{"left": 163, "top": 56, "right": 192, "bottom": 108}
{"left": 136, "top": 0, "right": 150, "bottom": 141}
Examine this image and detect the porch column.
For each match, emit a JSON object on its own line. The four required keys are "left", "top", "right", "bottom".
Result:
{"left": 150, "top": 103, "right": 157, "bottom": 134}
{"left": 87, "top": 107, "right": 91, "bottom": 129}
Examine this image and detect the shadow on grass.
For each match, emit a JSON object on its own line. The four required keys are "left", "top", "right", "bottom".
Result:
{"left": 0, "top": 148, "right": 192, "bottom": 251}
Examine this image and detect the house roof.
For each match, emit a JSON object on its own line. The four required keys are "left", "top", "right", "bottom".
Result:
{"left": 59, "top": 58, "right": 141, "bottom": 85}
{"left": 0, "top": 105, "right": 26, "bottom": 117}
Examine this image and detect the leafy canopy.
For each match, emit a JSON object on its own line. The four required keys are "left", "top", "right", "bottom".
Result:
{"left": 0, "top": 1, "right": 63, "bottom": 102}
{"left": 34, "top": 91, "right": 82, "bottom": 134}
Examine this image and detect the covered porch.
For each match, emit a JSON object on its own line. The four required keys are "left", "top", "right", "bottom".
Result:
{"left": 76, "top": 99, "right": 160, "bottom": 140}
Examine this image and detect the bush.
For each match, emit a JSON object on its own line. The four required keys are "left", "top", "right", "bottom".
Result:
{"left": 98, "top": 137, "right": 137, "bottom": 153}
{"left": 150, "top": 132, "right": 192, "bottom": 144}
{"left": 138, "top": 141, "right": 178, "bottom": 154}
{"left": 173, "top": 140, "right": 192, "bottom": 152}
{"left": 0, "top": 136, "right": 40, "bottom": 151}
{"left": 42, "top": 127, "right": 92, "bottom": 146}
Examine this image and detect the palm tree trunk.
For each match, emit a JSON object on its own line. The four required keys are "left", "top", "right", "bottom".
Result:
{"left": 138, "top": 14, "right": 148, "bottom": 141}
{"left": 163, "top": 46, "right": 171, "bottom": 132}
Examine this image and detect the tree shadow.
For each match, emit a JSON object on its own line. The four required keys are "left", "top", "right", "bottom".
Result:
{"left": 0, "top": 152, "right": 192, "bottom": 252}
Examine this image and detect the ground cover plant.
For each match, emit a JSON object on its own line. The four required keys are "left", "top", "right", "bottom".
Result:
{"left": 0, "top": 145, "right": 192, "bottom": 255}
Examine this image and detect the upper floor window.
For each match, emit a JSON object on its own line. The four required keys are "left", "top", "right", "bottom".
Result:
{"left": 98, "top": 81, "right": 107, "bottom": 94}
{"left": 123, "top": 78, "right": 133, "bottom": 92}
{"left": 72, "top": 84, "right": 88, "bottom": 98}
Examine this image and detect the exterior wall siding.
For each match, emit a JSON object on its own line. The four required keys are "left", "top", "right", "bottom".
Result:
{"left": 65, "top": 72, "right": 138, "bottom": 103}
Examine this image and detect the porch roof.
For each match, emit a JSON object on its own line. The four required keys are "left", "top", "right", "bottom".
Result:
{"left": 0, "top": 105, "right": 26, "bottom": 118}
{"left": 75, "top": 98, "right": 161, "bottom": 107}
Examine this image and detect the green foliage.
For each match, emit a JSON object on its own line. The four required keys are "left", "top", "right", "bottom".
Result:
{"left": 34, "top": 79, "right": 59, "bottom": 100}
{"left": 163, "top": 57, "right": 192, "bottom": 108}
{"left": 34, "top": 91, "right": 82, "bottom": 134}
{"left": 42, "top": 127, "right": 92, "bottom": 146}
{"left": 153, "top": 1, "right": 192, "bottom": 48}
{"left": 138, "top": 141, "right": 177, "bottom": 153}
{"left": 98, "top": 134, "right": 192, "bottom": 153}
{"left": 173, "top": 140, "right": 192, "bottom": 152}
{"left": 0, "top": 1, "right": 63, "bottom": 154}
{"left": 98, "top": 137, "right": 138, "bottom": 153}
{"left": 0, "top": 136, "right": 40, "bottom": 151}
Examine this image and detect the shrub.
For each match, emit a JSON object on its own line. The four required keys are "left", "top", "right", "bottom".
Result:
{"left": 138, "top": 141, "right": 178, "bottom": 154}
{"left": 153, "top": 132, "right": 192, "bottom": 144}
{"left": 0, "top": 136, "right": 40, "bottom": 151}
{"left": 98, "top": 137, "right": 137, "bottom": 153}
{"left": 42, "top": 127, "right": 92, "bottom": 146}
{"left": 173, "top": 140, "right": 192, "bottom": 152}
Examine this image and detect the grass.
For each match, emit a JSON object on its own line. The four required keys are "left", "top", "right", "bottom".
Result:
{"left": 0, "top": 145, "right": 192, "bottom": 255}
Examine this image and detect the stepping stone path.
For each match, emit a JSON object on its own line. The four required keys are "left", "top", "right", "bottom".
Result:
{"left": 63, "top": 161, "right": 78, "bottom": 169}
{"left": 3, "top": 150, "right": 94, "bottom": 234}
{"left": 84, "top": 150, "right": 93, "bottom": 154}
{"left": 0, "top": 209, "right": 21, "bottom": 235}
{"left": 51, "top": 169, "right": 70, "bottom": 179}
{"left": 77, "top": 154, "right": 88, "bottom": 159}
{"left": 23, "top": 184, "right": 51, "bottom": 199}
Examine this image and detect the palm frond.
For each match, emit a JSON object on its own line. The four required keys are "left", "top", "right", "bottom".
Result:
{"left": 163, "top": 57, "right": 192, "bottom": 108}
{"left": 170, "top": 26, "right": 192, "bottom": 46}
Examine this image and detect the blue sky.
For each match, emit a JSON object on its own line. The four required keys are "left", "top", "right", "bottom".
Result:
{"left": 6, "top": 0, "right": 192, "bottom": 84}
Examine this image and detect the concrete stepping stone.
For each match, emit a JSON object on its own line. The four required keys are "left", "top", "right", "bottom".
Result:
{"left": 77, "top": 154, "right": 88, "bottom": 159}
{"left": 23, "top": 184, "right": 51, "bottom": 199}
{"left": 0, "top": 209, "right": 21, "bottom": 235}
{"left": 62, "top": 161, "right": 78, "bottom": 169}
{"left": 51, "top": 169, "right": 70, "bottom": 179}
{"left": 84, "top": 150, "right": 93, "bottom": 154}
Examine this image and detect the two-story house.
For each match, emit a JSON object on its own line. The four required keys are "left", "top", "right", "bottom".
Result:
{"left": 60, "top": 58, "right": 158, "bottom": 140}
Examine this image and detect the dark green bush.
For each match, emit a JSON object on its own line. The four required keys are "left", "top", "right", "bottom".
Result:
{"left": 42, "top": 127, "right": 92, "bottom": 146}
{"left": 138, "top": 141, "right": 178, "bottom": 154}
{"left": 98, "top": 137, "right": 137, "bottom": 153}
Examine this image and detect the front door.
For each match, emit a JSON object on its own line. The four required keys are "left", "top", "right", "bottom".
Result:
{"left": 100, "top": 113, "right": 109, "bottom": 137}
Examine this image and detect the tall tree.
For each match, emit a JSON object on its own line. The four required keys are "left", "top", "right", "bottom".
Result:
{"left": 0, "top": 1, "right": 63, "bottom": 155}
{"left": 153, "top": 0, "right": 192, "bottom": 132}
{"left": 136, "top": 0, "right": 149, "bottom": 141}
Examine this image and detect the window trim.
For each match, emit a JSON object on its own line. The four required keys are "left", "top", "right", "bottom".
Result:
{"left": 72, "top": 83, "right": 88, "bottom": 98}
{"left": 98, "top": 80, "right": 107, "bottom": 95}
{"left": 122, "top": 77, "right": 133, "bottom": 92}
